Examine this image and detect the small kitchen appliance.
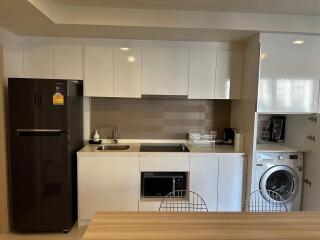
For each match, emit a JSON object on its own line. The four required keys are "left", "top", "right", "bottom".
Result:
{"left": 223, "top": 128, "right": 237, "bottom": 145}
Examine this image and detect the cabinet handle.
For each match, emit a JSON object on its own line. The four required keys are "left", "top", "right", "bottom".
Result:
{"left": 306, "top": 135, "right": 316, "bottom": 142}
{"left": 304, "top": 179, "right": 312, "bottom": 187}
{"left": 307, "top": 114, "right": 317, "bottom": 122}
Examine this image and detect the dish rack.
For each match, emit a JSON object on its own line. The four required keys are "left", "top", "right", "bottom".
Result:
{"left": 189, "top": 130, "right": 216, "bottom": 148}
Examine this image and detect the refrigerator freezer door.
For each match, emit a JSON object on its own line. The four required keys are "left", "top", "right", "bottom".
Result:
{"left": 8, "top": 79, "right": 68, "bottom": 131}
{"left": 38, "top": 80, "right": 68, "bottom": 131}
{"left": 8, "top": 78, "right": 40, "bottom": 130}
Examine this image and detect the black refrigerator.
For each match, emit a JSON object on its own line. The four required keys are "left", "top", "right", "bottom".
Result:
{"left": 8, "top": 78, "right": 83, "bottom": 232}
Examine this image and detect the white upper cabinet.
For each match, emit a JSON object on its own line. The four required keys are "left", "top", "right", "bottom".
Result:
{"left": 23, "top": 44, "right": 53, "bottom": 79}
{"left": 215, "top": 51, "right": 243, "bottom": 99}
{"left": 190, "top": 156, "right": 218, "bottom": 211}
{"left": 142, "top": 47, "right": 189, "bottom": 95}
{"left": 258, "top": 43, "right": 320, "bottom": 113}
{"left": 54, "top": 45, "right": 83, "bottom": 80}
{"left": 217, "top": 156, "right": 244, "bottom": 211}
{"left": 84, "top": 46, "right": 113, "bottom": 97}
{"left": 188, "top": 49, "right": 216, "bottom": 99}
{"left": 114, "top": 47, "right": 141, "bottom": 98}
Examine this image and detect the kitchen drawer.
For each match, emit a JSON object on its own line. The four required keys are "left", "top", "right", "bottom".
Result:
{"left": 140, "top": 156, "right": 189, "bottom": 172}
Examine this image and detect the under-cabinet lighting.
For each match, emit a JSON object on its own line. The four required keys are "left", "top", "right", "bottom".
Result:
{"left": 292, "top": 40, "right": 304, "bottom": 45}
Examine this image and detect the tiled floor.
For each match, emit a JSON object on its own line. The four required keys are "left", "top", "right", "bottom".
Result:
{"left": 0, "top": 226, "right": 86, "bottom": 240}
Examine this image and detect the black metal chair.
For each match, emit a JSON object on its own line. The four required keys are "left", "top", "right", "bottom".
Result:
{"left": 159, "top": 190, "right": 208, "bottom": 212}
{"left": 243, "top": 189, "right": 288, "bottom": 212}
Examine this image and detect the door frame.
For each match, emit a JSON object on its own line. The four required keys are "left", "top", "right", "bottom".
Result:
{"left": 0, "top": 46, "right": 10, "bottom": 233}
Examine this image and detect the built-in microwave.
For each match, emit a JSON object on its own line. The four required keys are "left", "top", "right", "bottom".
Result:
{"left": 141, "top": 172, "right": 187, "bottom": 198}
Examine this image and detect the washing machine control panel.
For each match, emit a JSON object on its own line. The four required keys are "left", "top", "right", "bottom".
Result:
{"left": 289, "top": 155, "right": 299, "bottom": 160}
{"left": 256, "top": 152, "right": 303, "bottom": 165}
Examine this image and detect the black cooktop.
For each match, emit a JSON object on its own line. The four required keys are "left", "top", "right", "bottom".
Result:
{"left": 140, "top": 143, "right": 189, "bottom": 152}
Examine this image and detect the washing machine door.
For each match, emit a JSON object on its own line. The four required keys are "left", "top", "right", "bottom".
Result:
{"left": 259, "top": 165, "right": 298, "bottom": 203}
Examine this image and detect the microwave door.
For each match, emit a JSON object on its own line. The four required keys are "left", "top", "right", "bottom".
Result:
{"left": 143, "top": 177, "right": 173, "bottom": 197}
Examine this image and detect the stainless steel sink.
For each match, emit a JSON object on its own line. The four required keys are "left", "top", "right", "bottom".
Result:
{"left": 96, "top": 145, "right": 130, "bottom": 151}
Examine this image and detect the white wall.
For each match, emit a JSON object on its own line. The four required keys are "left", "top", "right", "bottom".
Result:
{"left": 0, "top": 27, "right": 23, "bottom": 233}
{"left": 0, "top": 28, "right": 24, "bottom": 85}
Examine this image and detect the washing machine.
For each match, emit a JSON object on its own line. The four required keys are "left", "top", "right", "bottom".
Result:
{"left": 254, "top": 152, "right": 303, "bottom": 211}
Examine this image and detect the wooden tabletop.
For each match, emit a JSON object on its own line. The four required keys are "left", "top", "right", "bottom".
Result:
{"left": 82, "top": 211, "right": 320, "bottom": 240}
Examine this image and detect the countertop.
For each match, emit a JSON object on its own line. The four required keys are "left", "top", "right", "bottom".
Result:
{"left": 82, "top": 211, "right": 320, "bottom": 240}
{"left": 256, "top": 143, "right": 307, "bottom": 153}
{"left": 77, "top": 140, "right": 245, "bottom": 156}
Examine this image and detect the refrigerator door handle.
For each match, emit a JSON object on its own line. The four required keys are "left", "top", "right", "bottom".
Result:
{"left": 16, "top": 129, "right": 66, "bottom": 136}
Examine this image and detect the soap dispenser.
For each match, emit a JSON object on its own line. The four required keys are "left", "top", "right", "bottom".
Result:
{"left": 93, "top": 130, "right": 100, "bottom": 143}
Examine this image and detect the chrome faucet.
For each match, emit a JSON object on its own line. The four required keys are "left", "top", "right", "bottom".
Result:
{"left": 112, "top": 127, "right": 118, "bottom": 144}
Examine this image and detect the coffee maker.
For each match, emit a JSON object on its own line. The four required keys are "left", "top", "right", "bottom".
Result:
{"left": 223, "top": 128, "right": 237, "bottom": 145}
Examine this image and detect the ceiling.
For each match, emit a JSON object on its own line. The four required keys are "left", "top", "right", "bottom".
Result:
{"left": 52, "top": 0, "right": 320, "bottom": 15}
{"left": 1, "top": 0, "right": 320, "bottom": 42}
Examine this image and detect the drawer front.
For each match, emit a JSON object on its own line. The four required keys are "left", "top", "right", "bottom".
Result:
{"left": 140, "top": 156, "right": 189, "bottom": 172}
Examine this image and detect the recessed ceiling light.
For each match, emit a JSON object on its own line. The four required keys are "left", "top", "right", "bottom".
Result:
{"left": 293, "top": 40, "right": 304, "bottom": 44}
{"left": 120, "top": 47, "right": 130, "bottom": 51}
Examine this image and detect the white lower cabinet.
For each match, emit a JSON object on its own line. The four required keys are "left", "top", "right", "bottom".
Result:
{"left": 140, "top": 156, "right": 189, "bottom": 172}
{"left": 77, "top": 154, "right": 245, "bottom": 224}
{"left": 190, "top": 156, "right": 219, "bottom": 211}
{"left": 217, "top": 156, "right": 244, "bottom": 211}
{"left": 77, "top": 155, "right": 139, "bottom": 225}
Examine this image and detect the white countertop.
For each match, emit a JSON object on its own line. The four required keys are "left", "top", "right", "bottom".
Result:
{"left": 77, "top": 140, "right": 245, "bottom": 156}
{"left": 256, "top": 143, "right": 307, "bottom": 153}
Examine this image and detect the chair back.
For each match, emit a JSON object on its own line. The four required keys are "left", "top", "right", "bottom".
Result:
{"left": 159, "top": 190, "right": 208, "bottom": 212}
{"left": 243, "top": 189, "right": 288, "bottom": 212}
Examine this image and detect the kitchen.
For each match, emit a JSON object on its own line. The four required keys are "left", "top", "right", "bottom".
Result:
{"left": 1, "top": 1, "right": 320, "bottom": 239}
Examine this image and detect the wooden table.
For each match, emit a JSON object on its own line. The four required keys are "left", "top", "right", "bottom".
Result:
{"left": 82, "top": 211, "right": 320, "bottom": 240}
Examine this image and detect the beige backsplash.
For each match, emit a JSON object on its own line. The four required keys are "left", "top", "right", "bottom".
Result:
{"left": 90, "top": 98, "right": 231, "bottom": 139}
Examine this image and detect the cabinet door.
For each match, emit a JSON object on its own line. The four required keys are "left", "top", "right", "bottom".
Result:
{"left": 301, "top": 114, "right": 320, "bottom": 210}
{"left": 190, "top": 156, "right": 218, "bottom": 211}
{"left": 215, "top": 51, "right": 243, "bottom": 99}
{"left": 217, "top": 156, "right": 244, "bottom": 211}
{"left": 140, "top": 156, "right": 189, "bottom": 172}
{"left": 142, "top": 47, "right": 189, "bottom": 95}
{"left": 84, "top": 46, "right": 113, "bottom": 97}
{"left": 54, "top": 45, "right": 83, "bottom": 80}
{"left": 114, "top": 47, "right": 141, "bottom": 98}
{"left": 188, "top": 49, "right": 216, "bottom": 99}
{"left": 258, "top": 43, "right": 320, "bottom": 113}
{"left": 78, "top": 156, "right": 139, "bottom": 221}
{"left": 23, "top": 44, "right": 53, "bottom": 79}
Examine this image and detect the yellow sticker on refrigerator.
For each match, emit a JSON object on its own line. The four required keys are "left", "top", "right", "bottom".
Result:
{"left": 53, "top": 92, "right": 64, "bottom": 105}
